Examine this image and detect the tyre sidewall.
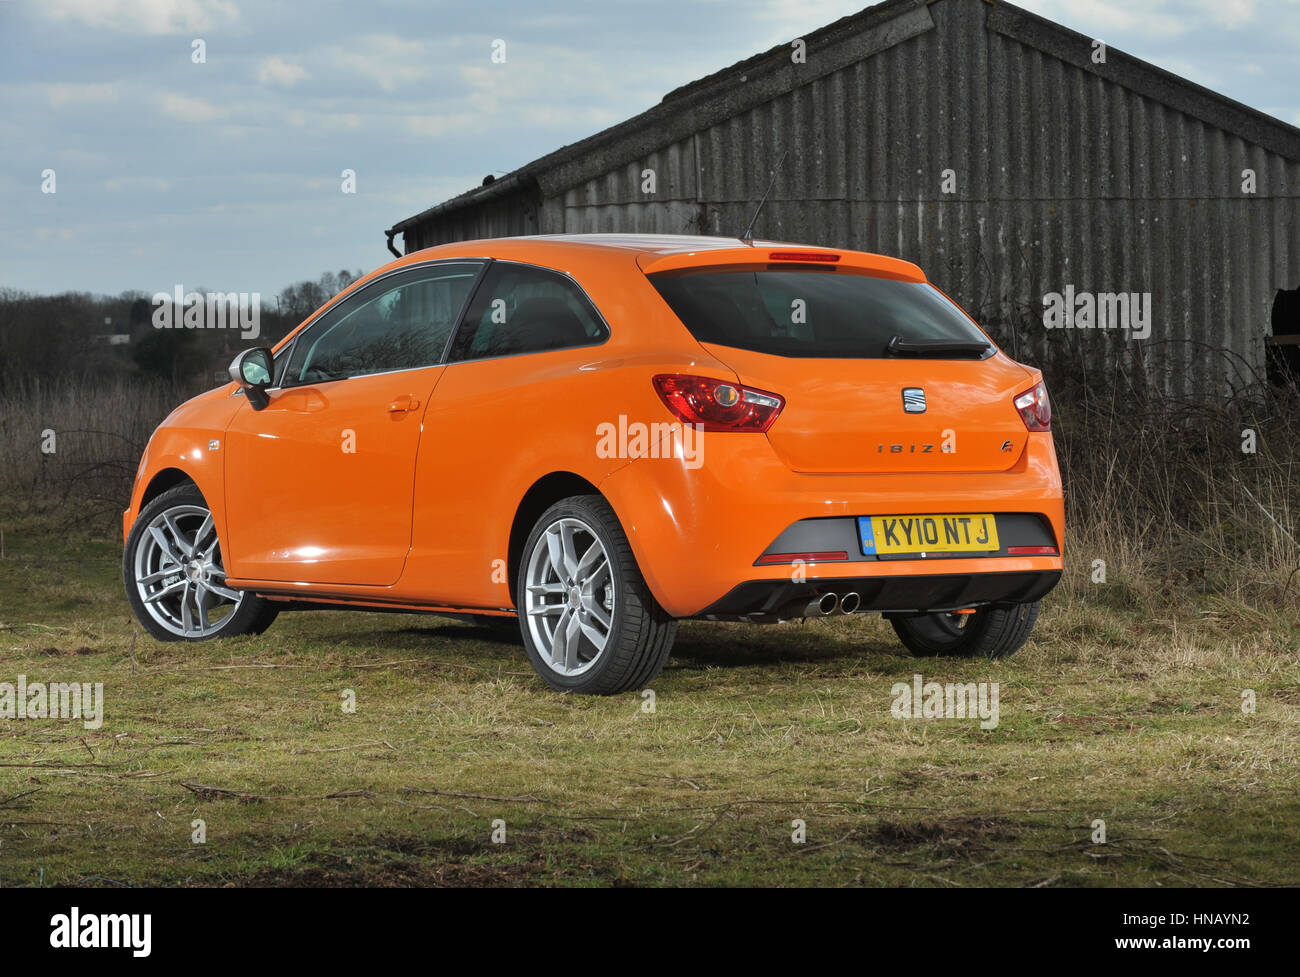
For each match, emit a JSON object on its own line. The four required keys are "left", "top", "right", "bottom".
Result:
{"left": 122, "top": 484, "right": 274, "bottom": 642}
{"left": 516, "top": 497, "right": 636, "bottom": 694}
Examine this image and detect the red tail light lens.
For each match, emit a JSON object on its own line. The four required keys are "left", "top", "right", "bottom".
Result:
{"left": 1014, "top": 381, "right": 1051, "bottom": 432}
{"left": 755, "top": 551, "right": 848, "bottom": 565}
{"left": 1006, "top": 545, "right": 1059, "bottom": 556}
{"left": 652, "top": 374, "right": 784, "bottom": 432}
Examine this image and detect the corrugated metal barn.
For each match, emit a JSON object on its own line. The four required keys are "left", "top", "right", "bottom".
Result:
{"left": 386, "top": 0, "right": 1300, "bottom": 400}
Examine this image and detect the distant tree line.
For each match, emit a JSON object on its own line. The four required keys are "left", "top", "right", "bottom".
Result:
{"left": 0, "top": 269, "right": 363, "bottom": 392}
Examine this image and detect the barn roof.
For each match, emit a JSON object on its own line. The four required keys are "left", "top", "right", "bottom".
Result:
{"left": 387, "top": 0, "right": 1300, "bottom": 241}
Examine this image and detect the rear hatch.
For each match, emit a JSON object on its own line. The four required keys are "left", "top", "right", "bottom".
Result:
{"left": 646, "top": 252, "right": 1034, "bottom": 475}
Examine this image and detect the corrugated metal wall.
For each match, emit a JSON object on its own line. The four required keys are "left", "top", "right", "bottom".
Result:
{"left": 403, "top": 183, "right": 542, "bottom": 251}
{"left": 406, "top": 0, "right": 1300, "bottom": 400}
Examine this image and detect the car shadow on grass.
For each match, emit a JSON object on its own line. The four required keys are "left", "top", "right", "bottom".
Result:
{"left": 290, "top": 614, "right": 929, "bottom": 678}
{"left": 667, "top": 619, "right": 912, "bottom": 671}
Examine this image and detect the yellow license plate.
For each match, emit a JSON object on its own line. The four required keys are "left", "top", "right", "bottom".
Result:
{"left": 857, "top": 513, "right": 1000, "bottom": 555}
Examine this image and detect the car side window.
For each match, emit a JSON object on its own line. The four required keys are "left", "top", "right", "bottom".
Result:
{"left": 284, "top": 262, "right": 483, "bottom": 385}
{"left": 448, "top": 262, "right": 609, "bottom": 362}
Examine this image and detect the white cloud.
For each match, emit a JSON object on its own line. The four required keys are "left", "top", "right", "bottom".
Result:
{"left": 1014, "top": 0, "right": 1188, "bottom": 40}
{"left": 44, "top": 82, "right": 119, "bottom": 108}
{"left": 41, "top": 0, "right": 240, "bottom": 35}
{"left": 754, "top": 0, "right": 868, "bottom": 39}
{"left": 159, "top": 92, "right": 229, "bottom": 121}
{"left": 327, "top": 35, "right": 429, "bottom": 92}
{"left": 1189, "top": 0, "right": 1258, "bottom": 30}
{"left": 258, "top": 56, "right": 309, "bottom": 87}
{"left": 405, "top": 111, "right": 479, "bottom": 139}
{"left": 105, "top": 176, "right": 174, "bottom": 193}
{"left": 322, "top": 112, "right": 361, "bottom": 130}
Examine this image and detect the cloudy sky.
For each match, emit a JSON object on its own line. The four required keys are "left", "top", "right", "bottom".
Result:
{"left": 2, "top": 0, "right": 1297, "bottom": 300}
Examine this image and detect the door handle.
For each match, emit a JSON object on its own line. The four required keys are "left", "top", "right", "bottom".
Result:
{"left": 387, "top": 396, "right": 420, "bottom": 414}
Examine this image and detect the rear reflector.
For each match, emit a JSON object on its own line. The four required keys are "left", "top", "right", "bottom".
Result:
{"left": 755, "top": 551, "right": 848, "bottom": 565}
{"left": 1006, "top": 545, "right": 1059, "bottom": 556}
{"left": 768, "top": 251, "right": 840, "bottom": 263}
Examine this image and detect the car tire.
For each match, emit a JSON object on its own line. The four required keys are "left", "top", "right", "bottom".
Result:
{"left": 517, "top": 495, "right": 676, "bottom": 694}
{"left": 123, "top": 484, "right": 279, "bottom": 642}
{"left": 890, "top": 601, "right": 1040, "bottom": 659}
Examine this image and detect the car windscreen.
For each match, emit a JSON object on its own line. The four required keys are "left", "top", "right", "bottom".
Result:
{"left": 648, "top": 267, "right": 992, "bottom": 358}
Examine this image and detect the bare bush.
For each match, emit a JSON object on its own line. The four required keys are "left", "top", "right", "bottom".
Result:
{"left": 1053, "top": 377, "right": 1300, "bottom": 609}
{"left": 0, "top": 374, "right": 191, "bottom": 532}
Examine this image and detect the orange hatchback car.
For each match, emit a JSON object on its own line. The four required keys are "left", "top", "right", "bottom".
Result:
{"left": 123, "top": 234, "right": 1063, "bottom": 694}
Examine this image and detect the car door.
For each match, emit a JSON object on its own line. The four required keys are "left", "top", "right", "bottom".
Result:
{"left": 402, "top": 260, "right": 614, "bottom": 607}
{"left": 223, "top": 260, "right": 484, "bottom": 586}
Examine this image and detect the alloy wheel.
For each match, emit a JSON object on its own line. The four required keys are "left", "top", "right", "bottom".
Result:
{"left": 523, "top": 517, "right": 615, "bottom": 676}
{"left": 132, "top": 504, "right": 243, "bottom": 637}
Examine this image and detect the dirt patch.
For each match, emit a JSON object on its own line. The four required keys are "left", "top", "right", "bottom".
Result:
{"left": 239, "top": 857, "right": 540, "bottom": 887}
{"left": 869, "top": 816, "right": 1018, "bottom": 850}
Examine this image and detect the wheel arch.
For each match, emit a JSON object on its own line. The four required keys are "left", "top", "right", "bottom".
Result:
{"left": 140, "top": 467, "right": 197, "bottom": 509}
{"left": 507, "top": 472, "right": 604, "bottom": 588}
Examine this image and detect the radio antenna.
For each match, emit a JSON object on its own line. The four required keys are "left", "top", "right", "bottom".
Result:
{"left": 740, "top": 149, "right": 788, "bottom": 245}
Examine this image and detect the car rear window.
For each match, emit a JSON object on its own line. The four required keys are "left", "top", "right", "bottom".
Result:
{"left": 648, "top": 268, "right": 990, "bottom": 358}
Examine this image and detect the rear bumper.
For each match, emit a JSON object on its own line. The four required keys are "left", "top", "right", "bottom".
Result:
{"left": 696, "top": 570, "right": 1061, "bottom": 620}
{"left": 598, "top": 431, "right": 1064, "bottom": 618}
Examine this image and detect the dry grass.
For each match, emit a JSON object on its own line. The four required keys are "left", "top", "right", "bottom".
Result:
{"left": 0, "top": 377, "right": 1297, "bottom": 886}
{"left": 1052, "top": 378, "right": 1300, "bottom": 611}
{"left": 0, "top": 526, "right": 1297, "bottom": 887}
{"left": 0, "top": 375, "right": 187, "bottom": 532}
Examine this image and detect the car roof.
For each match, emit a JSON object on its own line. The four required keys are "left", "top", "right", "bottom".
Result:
{"left": 414, "top": 233, "right": 776, "bottom": 257}
{"left": 404, "top": 233, "right": 927, "bottom": 282}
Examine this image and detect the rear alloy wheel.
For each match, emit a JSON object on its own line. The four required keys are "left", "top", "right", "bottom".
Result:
{"left": 891, "top": 601, "right": 1040, "bottom": 659}
{"left": 518, "top": 495, "right": 676, "bottom": 694}
{"left": 123, "top": 484, "right": 279, "bottom": 642}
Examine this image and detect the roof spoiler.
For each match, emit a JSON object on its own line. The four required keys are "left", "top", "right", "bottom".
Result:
{"left": 637, "top": 247, "right": 926, "bottom": 282}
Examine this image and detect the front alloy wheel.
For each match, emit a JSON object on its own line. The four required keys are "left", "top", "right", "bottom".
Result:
{"left": 518, "top": 496, "right": 675, "bottom": 694}
{"left": 123, "top": 484, "right": 278, "bottom": 642}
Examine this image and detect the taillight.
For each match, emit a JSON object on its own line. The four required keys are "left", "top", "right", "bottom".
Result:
{"left": 1014, "top": 381, "right": 1051, "bottom": 432}
{"left": 652, "top": 374, "right": 784, "bottom": 432}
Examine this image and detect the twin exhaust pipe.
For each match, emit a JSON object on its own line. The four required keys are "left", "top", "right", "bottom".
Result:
{"left": 750, "top": 591, "right": 863, "bottom": 623}
{"left": 795, "top": 591, "right": 861, "bottom": 618}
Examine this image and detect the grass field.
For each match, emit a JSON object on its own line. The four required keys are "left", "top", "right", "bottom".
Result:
{"left": 1, "top": 520, "right": 1297, "bottom": 888}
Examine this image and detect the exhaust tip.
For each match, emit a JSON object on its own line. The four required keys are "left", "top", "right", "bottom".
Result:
{"left": 840, "top": 592, "right": 861, "bottom": 614}
{"left": 816, "top": 593, "right": 839, "bottom": 616}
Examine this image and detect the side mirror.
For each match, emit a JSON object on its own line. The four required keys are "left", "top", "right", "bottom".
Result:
{"left": 229, "top": 347, "right": 275, "bottom": 410}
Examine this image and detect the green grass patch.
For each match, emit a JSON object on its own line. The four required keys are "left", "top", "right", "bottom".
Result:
{"left": 1, "top": 527, "right": 1297, "bottom": 887}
